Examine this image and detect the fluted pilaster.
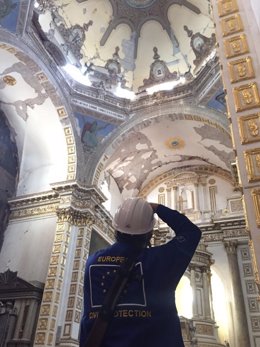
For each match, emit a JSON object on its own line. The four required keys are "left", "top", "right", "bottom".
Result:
{"left": 224, "top": 241, "right": 250, "bottom": 347}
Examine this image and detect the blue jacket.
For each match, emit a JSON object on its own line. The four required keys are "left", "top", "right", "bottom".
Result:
{"left": 80, "top": 205, "right": 201, "bottom": 347}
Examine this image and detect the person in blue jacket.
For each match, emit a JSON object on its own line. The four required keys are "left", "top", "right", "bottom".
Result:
{"left": 80, "top": 197, "right": 201, "bottom": 347}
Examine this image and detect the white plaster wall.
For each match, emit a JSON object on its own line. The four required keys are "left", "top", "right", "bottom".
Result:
{"left": 145, "top": 175, "right": 235, "bottom": 213}
{"left": 0, "top": 216, "right": 56, "bottom": 283}
{"left": 100, "top": 173, "right": 123, "bottom": 216}
{"left": 17, "top": 101, "right": 68, "bottom": 195}
{"left": 249, "top": 0, "right": 260, "bottom": 31}
{"left": 238, "top": 0, "right": 260, "bottom": 78}
{"left": 209, "top": 243, "right": 235, "bottom": 346}
{"left": 207, "top": 176, "right": 236, "bottom": 211}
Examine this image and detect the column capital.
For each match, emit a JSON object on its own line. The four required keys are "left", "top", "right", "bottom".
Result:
{"left": 56, "top": 207, "right": 95, "bottom": 226}
{"left": 224, "top": 240, "right": 238, "bottom": 254}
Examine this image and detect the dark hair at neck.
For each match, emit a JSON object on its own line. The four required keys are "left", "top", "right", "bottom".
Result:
{"left": 115, "top": 230, "right": 152, "bottom": 249}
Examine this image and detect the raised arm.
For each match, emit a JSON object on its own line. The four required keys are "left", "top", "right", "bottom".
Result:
{"left": 150, "top": 203, "right": 202, "bottom": 259}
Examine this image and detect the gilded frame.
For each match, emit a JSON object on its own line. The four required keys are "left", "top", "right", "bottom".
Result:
{"left": 238, "top": 113, "right": 260, "bottom": 144}
{"left": 218, "top": 0, "right": 239, "bottom": 17}
{"left": 228, "top": 57, "right": 255, "bottom": 83}
{"left": 224, "top": 34, "right": 249, "bottom": 58}
{"left": 221, "top": 14, "right": 243, "bottom": 37}
{"left": 233, "top": 83, "right": 260, "bottom": 112}
{"left": 251, "top": 188, "right": 260, "bottom": 227}
{"left": 244, "top": 148, "right": 260, "bottom": 182}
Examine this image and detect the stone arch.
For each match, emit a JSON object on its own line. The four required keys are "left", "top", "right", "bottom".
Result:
{"left": 0, "top": 35, "right": 79, "bottom": 195}
{"left": 86, "top": 103, "right": 233, "bottom": 197}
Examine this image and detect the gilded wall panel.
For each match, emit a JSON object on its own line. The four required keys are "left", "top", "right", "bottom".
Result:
{"left": 224, "top": 34, "right": 249, "bottom": 58}
{"left": 228, "top": 57, "right": 255, "bottom": 83}
{"left": 233, "top": 83, "right": 260, "bottom": 112}
{"left": 239, "top": 113, "right": 260, "bottom": 144}
{"left": 251, "top": 189, "right": 260, "bottom": 227}
{"left": 244, "top": 149, "right": 260, "bottom": 182}
{"left": 221, "top": 14, "right": 243, "bottom": 36}
{"left": 218, "top": 0, "right": 239, "bottom": 17}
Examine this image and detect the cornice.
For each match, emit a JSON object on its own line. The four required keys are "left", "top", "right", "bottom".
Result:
{"left": 140, "top": 165, "right": 233, "bottom": 197}
{"left": 8, "top": 182, "right": 111, "bottom": 222}
{"left": 201, "top": 217, "right": 248, "bottom": 243}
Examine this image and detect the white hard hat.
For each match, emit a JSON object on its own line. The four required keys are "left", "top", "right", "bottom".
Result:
{"left": 112, "top": 198, "right": 155, "bottom": 235}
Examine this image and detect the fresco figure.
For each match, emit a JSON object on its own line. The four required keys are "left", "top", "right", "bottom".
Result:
{"left": 0, "top": 0, "right": 17, "bottom": 20}
{"left": 81, "top": 120, "right": 110, "bottom": 149}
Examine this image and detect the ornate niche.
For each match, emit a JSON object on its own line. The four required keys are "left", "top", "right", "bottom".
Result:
{"left": 0, "top": 270, "right": 43, "bottom": 347}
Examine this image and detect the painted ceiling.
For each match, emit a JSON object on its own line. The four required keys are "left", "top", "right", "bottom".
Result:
{"left": 102, "top": 111, "right": 234, "bottom": 197}
{"left": 0, "top": 0, "right": 231, "bottom": 201}
{"left": 35, "top": 0, "right": 216, "bottom": 94}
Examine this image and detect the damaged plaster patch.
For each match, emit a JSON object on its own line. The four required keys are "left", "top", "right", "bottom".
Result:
{"left": 141, "top": 151, "right": 153, "bottom": 159}
{"left": 105, "top": 131, "right": 162, "bottom": 193}
{"left": 121, "top": 34, "right": 136, "bottom": 71}
{"left": 193, "top": 124, "right": 234, "bottom": 169}
{"left": 1, "top": 62, "right": 44, "bottom": 94}
{"left": 136, "top": 143, "right": 149, "bottom": 150}
{"left": 202, "top": 145, "right": 234, "bottom": 169}
{"left": 0, "top": 62, "right": 49, "bottom": 121}
{"left": 194, "top": 124, "right": 232, "bottom": 147}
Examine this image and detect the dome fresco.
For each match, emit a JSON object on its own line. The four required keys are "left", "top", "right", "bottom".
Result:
{"left": 0, "top": 1, "right": 227, "bottom": 201}
{"left": 34, "top": 0, "right": 216, "bottom": 94}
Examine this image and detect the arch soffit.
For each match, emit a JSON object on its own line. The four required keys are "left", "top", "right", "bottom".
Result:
{"left": 139, "top": 165, "right": 233, "bottom": 198}
{"left": 89, "top": 104, "right": 231, "bottom": 187}
{"left": 0, "top": 33, "right": 78, "bottom": 192}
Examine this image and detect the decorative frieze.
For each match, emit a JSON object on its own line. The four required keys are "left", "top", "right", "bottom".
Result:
{"left": 34, "top": 217, "right": 70, "bottom": 346}
{"left": 248, "top": 298, "right": 259, "bottom": 313}
{"left": 248, "top": 240, "right": 260, "bottom": 297}
{"left": 245, "top": 280, "right": 258, "bottom": 295}
{"left": 9, "top": 192, "right": 60, "bottom": 220}
{"left": 61, "top": 226, "right": 91, "bottom": 343}
{"left": 64, "top": 126, "right": 77, "bottom": 180}
{"left": 251, "top": 317, "right": 260, "bottom": 331}
{"left": 242, "top": 263, "right": 253, "bottom": 277}
{"left": 195, "top": 323, "right": 214, "bottom": 336}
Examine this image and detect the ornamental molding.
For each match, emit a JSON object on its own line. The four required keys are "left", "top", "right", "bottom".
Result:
{"left": 0, "top": 269, "right": 43, "bottom": 296}
{"left": 140, "top": 165, "right": 232, "bottom": 197}
{"left": 56, "top": 207, "right": 95, "bottom": 226}
{"left": 9, "top": 191, "right": 60, "bottom": 220}
{"left": 9, "top": 182, "right": 111, "bottom": 222}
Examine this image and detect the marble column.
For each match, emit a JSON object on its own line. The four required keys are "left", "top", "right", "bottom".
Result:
{"left": 166, "top": 188, "right": 171, "bottom": 208}
{"left": 202, "top": 267, "right": 211, "bottom": 320}
{"left": 225, "top": 241, "right": 250, "bottom": 346}
{"left": 194, "top": 183, "right": 200, "bottom": 211}
{"left": 23, "top": 299, "right": 39, "bottom": 340}
{"left": 14, "top": 300, "right": 26, "bottom": 339}
{"left": 4, "top": 302, "right": 17, "bottom": 343}
{"left": 201, "top": 183, "right": 209, "bottom": 211}
{"left": 172, "top": 186, "right": 177, "bottom": 210}
{"left": 190, "top": 266, "right": 199, "bottom": 318}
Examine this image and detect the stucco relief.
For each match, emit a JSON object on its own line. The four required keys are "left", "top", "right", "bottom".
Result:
{"left": 194, "top": 123, "right": 234, "bottom": 169}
